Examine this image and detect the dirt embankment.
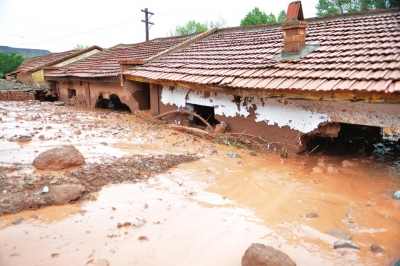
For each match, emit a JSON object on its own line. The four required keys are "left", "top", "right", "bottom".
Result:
{"left": 0, "top": 154, "right": 199, "bottom": 216}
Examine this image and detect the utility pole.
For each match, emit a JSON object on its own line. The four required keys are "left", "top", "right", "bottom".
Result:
{"left": 141, "top": 8, "right": 154, "bottom": 41}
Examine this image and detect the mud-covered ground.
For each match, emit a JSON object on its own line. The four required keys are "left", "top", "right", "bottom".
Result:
{"left": 0, "top": 100, "right": 399, "bottom": 266}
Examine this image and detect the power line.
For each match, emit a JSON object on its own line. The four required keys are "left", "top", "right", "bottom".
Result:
{"left": 141, "top": 8, "right": 154, "bottom": 41}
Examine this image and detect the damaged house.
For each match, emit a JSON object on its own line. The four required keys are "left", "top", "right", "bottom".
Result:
{"left": 122, "top": 2, "right": 400, "bottom": 153}
{"left": 4, "top": 46, "right": 103, "bottom": 101}
{"left": 44, "top": 33, "right": 209, "bottom": 111}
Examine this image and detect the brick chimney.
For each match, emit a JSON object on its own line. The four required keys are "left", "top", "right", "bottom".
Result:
{"left": 282, "top": 1, "right": 308, "bottom": 53}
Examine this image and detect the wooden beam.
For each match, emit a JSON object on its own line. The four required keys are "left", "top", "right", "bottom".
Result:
{"left": 125, "top": 75, "right": 400, "bottom": 104}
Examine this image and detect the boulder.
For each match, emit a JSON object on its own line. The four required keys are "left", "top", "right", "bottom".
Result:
{"left": 242, "top": 243, "right": 296, "bottom": 266}
{"left": 32, "top": 145, "right": 85, "bottom": 170}
{"left": 48, "top": 185, "right": 86, "bottom": 205}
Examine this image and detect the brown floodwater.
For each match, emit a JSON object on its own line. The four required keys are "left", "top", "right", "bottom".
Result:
{"left": 0, "top": 101, "right": 399, "bottom": 266}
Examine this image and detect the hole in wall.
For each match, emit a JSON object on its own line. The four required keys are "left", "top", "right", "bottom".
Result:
{"left": 95, "top": 93, "right": 131, "bottom": 112}
{"left": 188, "top": 104, "right": 219, "bottom": 126}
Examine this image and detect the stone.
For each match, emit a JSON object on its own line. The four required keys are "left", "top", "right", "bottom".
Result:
{"left": 138, "top": 236, "right": 149, "bottom": 241}
{"left": 90, "top": 259, "right": 109, "bottom": 266}
{"left": 370, "top": 244, "right": 383, "bottom": 253}
{"left": 241, "top": 243, "right": 296, "bottom": 266}
{"left": 74, "top": 130, "right": 81, "bottom": 135}
{"left": 392, "top": 191, "right": 400, "bottom": 200}
{"left": 214, "top": 123, "right": 229, "bottom": 133}
{"left": 248, "top": 151, "right": 257, "bottom": 156}
{"left": 327, "top": 229, "right": 351, "bottom": 240}
{"left": 32, "top": 145, "right": 85, "bottom": 170}
{"left": 48, "top": 184, "right": 86, "bottom": 205}
{"left": 333, "top": 240, "right": 359, "bottom": 250}
{"left": 317, "top": 158, "right": 325, "bottom": 167}
{"left": 15, "top": 135, "right": 32, "bottom": 142}
{"left": 342, "top": 160, "right": 353, "bottom": 167}
{"left": 302, "top": 212, "right": 318, "bottom": 219}
{"left": 312, "top": 167, "right": 323, "bottom": 174}
{"left": 327, "top": 166, "right": 340, "bottom": 173}
{"left": 12, "top": 218, "right": 24, "bottom": 225}
{"left": 42, "top": 186, "right": 49, "bottom": 193}
{"left": 227, "top": 152, "right": 241, "bottom": 158}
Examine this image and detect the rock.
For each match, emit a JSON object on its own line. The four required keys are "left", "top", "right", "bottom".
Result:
{"left": 48, "top": 184, "right": 86, "bottom": 205}
{"left": 370, "top": 244, "right": 383, "bottom": 253}
{"left": 312, "top": 167, "right": 323, "bottom": 174}
{"left": 248, "top": 151, "right": 256, "bottom": 156}
{"left": 53, "top": 101, "right": 65, "bottom": 106}
{"left": 38, "top": 135, "right": 45, "bottom": 140}
{"left": 392, "top": 191, "right": 400, "bottom": 200}
{"left": 215, "top": 123, "right": 229, "bottom": 133}
{"left": 342, "top": 160, "right": 353, "bottom": 167}
{"left": 333, "top": 240, "right": 359, "bottom": 250}
{"left": 227, "top": 152, "right": 241, "bottom": 158}
{"left": 208, "top": 148, "right": 218, "bottom": 155}
{"left": 317, "top": 158, "right": 325, "bottom": 167}
{"left": 12, "top": 218, "right": 24, "bottom": 225}
{"left": 242, "top": 243, "right": 296, "bottom": 266}
{"left": 138, "top": 236, "right": 149, "bottom": 241}
{"left": 74, "top": 130, "right": 81, "bottom": 135}
{"left": 149, "top": 133, "right": 163, "bottom": 139}
{"left": 327, "top": 166, "right": 340, "bottom": 173}
{"left": 327, "top": 229, "right": 351, "bottom": 240}
{"left": 42, "top": 186, "right": 49, "bottom": 193}
{"left": 32, "top": 145, "right": 85, "bottom": 170}
{"left": 15, "top": 135, "right": 32, "bottom": 142}
{"left": 25, "top": 179, "right": 34, "bottom": 185}
{"left": 302, "top": 212, "right": 318, "bottom": 219}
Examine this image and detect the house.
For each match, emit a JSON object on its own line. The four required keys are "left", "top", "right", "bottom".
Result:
{"left": 122, "top": 2, "right": 400, "bottom": 152}
{"left": 6, "top": 46, "right": 103, "bottom": 84}
{"left": 44, "top": 33, "right": 213, "bottom": 111}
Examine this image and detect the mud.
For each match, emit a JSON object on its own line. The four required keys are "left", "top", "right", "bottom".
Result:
{"left": 0, "top": 100, "right": 400, "bottom": 266}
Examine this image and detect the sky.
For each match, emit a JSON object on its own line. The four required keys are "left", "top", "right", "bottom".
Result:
{"left": 0, "top": 0, "right": 319, "bottom": 53}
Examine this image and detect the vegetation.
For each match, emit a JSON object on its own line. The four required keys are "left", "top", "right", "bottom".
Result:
{"left": 0, "top": 46, "right": 51, "bottom": 58}
{"left": 240, "top": 7, "right": 286, "bottom": 26}
{"left": 73, "top": 44, "right": 90, "bottom": 50}
{"left": 168, "top": 18, "right": 227, "bottom": 36}
{"left": 0, "top": 52, "right": 24, "bottom": 78}
{"left": 316, "top": 0, "right": 400, "bottom": 16}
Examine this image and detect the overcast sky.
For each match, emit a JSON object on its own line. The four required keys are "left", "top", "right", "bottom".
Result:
{"left": 0, "top": 0, "right": 319, "bottom": 53}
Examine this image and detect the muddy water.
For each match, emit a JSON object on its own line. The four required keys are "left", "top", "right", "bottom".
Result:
{"left": 1, "top": 101, "right": 400, "bottom": 266}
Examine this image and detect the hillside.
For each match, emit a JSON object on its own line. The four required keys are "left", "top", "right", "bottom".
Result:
{"left": 0, "top": 46, "right": 51, "bottom": 58}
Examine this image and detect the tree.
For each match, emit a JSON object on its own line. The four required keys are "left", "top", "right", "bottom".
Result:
{"left": 316, "top": 0, "right": 399, "bottom": 16}
{"left": 240, "top": 7, "right": 280, "bottom": 26}
{"left": 0, "top": 52, "right": 24, "bottom": 78}
{"left": 168, "top": 18, "right": 227, "bottom": 36}
{"left": 73, "top": 44, "right": 90, "bottom": 50}
{"left": 278, "top": 10, "right": 287, "bottom": 22}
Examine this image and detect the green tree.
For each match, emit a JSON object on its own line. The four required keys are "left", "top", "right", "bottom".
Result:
{"left": 73, "top": 44, "right": 90, "bottom": 50}
{"left": 316, "top": 0, "right": 399, "bottom": 16}
{"left": 278, "top": 10, "right": 287, "bottom": 22}
{"left": 240, "top": 7, "right": 280, "bottom": 26}
{"left": 0, "top": 52, "right": 24, "bottom": 78}
{"left": 169, "top": 18, "right": 227, "bottom": 36}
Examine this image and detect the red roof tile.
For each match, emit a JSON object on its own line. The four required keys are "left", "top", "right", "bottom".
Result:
{"left": 7, "top": 46, "right": 103, "bottom": 75}
{"left": 46, "top": 35, "right": 199, "bottom": 78}
{"left": 123, "top": 10, "right": 400, "bottom": 94}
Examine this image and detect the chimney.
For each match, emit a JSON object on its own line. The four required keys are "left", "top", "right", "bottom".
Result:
{"left": 282, "top": 1, "right": 308, "bottom": 53}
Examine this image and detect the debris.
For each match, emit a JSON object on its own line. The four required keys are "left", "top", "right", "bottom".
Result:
{"left": 51, "top": 253, "right": 59, "bottom": 258}
{"left": 25, "top": 179, "right": 34, "bottom": 185}
{"left": 327, "top": 229, "right": 351, "bottom": 240}
{"left": 248, "top": 151, "right": 256, "bottom": 156}
{"left": 333, "top": 240, "right": 359, "bottom": 250}
{"left": 312, "top": 167, "right": 323, "bottom": 174}
{"left": 302, "top": 212, "right": 318, "bottom": 219}
{"left": 138, "top": 236, "right": 149, "bottom": 241}
{"left": 42, "top": 186, "right": 49, "bottom": 193}
{"left": 12, "top": 218, "right": 24, "bottom": 225}
{"left": 227, "top": 152, "right": 241, "bottom": 158}
{"left": 370, "top": 244, "right": 383, "bottom": 253}
{"left": 392, "top": 191, "right": 400, "bottom": 200}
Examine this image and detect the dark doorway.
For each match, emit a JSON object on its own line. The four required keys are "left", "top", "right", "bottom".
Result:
{"left": 95, "top": 93, "right": 131, "bottom": 112}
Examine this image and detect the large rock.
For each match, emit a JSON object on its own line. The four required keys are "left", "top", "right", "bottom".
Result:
{"left": 242, "top": 243, "right": 296, "bottom": 266}
{"left": 32, "top": 145, "right": 85, "bottom": 170}
{"left": 48, "top": 185, "right": 86, "bottom": 205}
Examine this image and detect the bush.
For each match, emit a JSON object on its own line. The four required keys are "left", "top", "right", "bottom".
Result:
{"left": 0, "top": 52, "right": 24, "bottom": 77}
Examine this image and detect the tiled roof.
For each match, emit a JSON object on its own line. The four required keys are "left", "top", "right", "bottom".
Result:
{"left": 124, "top": 10, "right": 400, "bottom": 94}
{"left": 45, "top": 34, "right": 201, "bottom": 78}
{"left": 7, "top": 46, "right": 103, "bottom": 75}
